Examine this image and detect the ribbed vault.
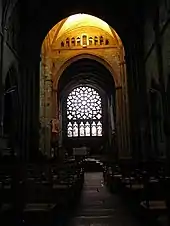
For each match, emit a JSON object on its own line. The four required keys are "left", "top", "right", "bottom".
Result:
{"left": 58, "top": 58, "right": 115, "bottom": 151}
{"left": 58, "top": 58, "right": 115, "bottom": 98}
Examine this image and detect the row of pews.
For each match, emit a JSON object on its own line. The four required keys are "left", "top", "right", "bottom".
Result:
{"left": 0, "top": 160, "right": 84, "bottom": 225}
{"left": 103, "top": 160, "right": 170, "bottom": 224}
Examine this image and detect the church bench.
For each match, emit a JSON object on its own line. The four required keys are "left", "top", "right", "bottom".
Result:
{"left": 22, "top": 203, "right": 57, "bottom": 226}
{"left": 25, "top": 164, "right": 84, "bottom": 204}
{"left": 133, "top": 173, "right": 169, "bottom": 220}
{"left": 0, "top": 162, "right": 84, "bottom": 224}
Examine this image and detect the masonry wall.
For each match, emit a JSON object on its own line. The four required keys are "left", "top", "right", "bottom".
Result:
{"left": 40, "top": 25, "right": 131, "bottom": 158}
{"left": 0, "top": 0, "right": 22, "bottom": 157}
{"left": 144, "top": 0, "right": 170, "bottom": 158}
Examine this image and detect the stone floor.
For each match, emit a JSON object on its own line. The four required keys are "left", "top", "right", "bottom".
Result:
{"left": 67, "top": 172, "right": 147, "bottom": 226}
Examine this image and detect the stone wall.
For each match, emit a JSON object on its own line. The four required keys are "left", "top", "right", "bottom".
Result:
{"left": 0, "top": 0, "right": 21, "bottom": 157}
{"left": 144, "top": 0, "right": 170, "bottom": 158}
{"left": 40, "top": 25, "right": 130, "bottom": 159}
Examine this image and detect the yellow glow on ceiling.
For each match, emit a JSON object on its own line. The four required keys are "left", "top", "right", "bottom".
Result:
{"left": 57, "top": 13, "right": 113, "bottom": 39}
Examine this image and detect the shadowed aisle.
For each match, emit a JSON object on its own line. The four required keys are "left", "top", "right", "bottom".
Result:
{"left": 67, "top": 172, "right": 145, "bottom": 226}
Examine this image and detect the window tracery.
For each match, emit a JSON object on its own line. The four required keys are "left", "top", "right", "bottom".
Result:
{"left": 66, "top": 86, "right": 103, "bottom": 137}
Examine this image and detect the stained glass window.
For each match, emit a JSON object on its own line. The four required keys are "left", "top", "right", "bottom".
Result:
{"left": 67, "top": 86, "right": 103, "bottom": 137}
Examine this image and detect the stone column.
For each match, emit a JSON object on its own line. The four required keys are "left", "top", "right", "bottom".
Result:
{"left": 40, "top": 56, "right": 53, "bottom": 157}
{"left": 0, "top": 32, "right": 5, "bottom": 138}
{"left": 120, "top": 56, "right": 131, "bottom": 158}
{"left": 115, "top": 47, "right": 131, "bottom": 159}
{"left": 30, "top": 63, "right": 40, "bottom": 160}
{"left": 44, "top": 77, "right": 53, "bottom": 157}
{"left": 52, "top": 89, "right": 57, "bottom": 118}
{"left": 115, "top": 87, "right": 123, "bottom": 157}
{"left": 39, "top": 60, "right": 45, "bottom": 154}
{"left": 20, "top": 65, "right": 30, "bottom": 161}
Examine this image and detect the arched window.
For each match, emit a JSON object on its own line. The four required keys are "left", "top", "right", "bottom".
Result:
{"left": 100, "top": 36, "right": 104, "bottom": 45}
{"left": 76, "top": 37, "right": 81, "bottom": 46}
{"left": 94, "top": 36, "right": 98, "bottom": 45}
{"left": 66, "top": 86, "right": 103, "bottom": 137}
{"left": 71, "top": 37, "right": 75, "bottom": 46}
{"left": 105, "top": 39, "right": 109, "bottom": 45}
{"left": 82, "top": 35, "right": 87, "bottom": 46}
{"left": 89, "top": 37, "right": 93, "bottom": 45}
{"left": 61, "top": 41, "right": 64, "bottom": 47}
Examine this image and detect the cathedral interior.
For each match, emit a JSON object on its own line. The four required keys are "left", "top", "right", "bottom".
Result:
{"left": 1, "top": 0, "right": 170, "bottom": 225}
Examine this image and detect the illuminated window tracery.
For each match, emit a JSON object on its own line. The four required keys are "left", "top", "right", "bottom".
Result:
{"left": 67, "top": 86, "right": 102, "bottom": 137}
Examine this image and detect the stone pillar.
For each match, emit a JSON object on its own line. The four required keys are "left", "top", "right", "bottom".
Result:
{"left": 154, "top": 8, "right": 170, "bottom": 172}
{"left": 30, "top": 64, "right": 40, "bottom": 160}
{"left": 115, "top": 47, "right": 131, "bottom": 159}
{"left": 44, "top": 77, "right": 53, "bottom": 157}
{"left": 19, "top": 65, "right": 30, "bottom": 161}
{"left": 52, "top": 89, "right": 57, "bottom": 118}
{"left": 125, "top": 39, "right": 144, "bottom": 163}
{"left": 115, "top": 87, "right": 123, "bottom": 157}
{"left": 0, "top": 31, "right": 5, "bottom": 138}
{"left": 40, "top": 56, "right": 53, "bottom": 157}
{"left": 39, "top": 61, "right": 45, "bottom": 154}
{"left": 120, "top": 59, "right": 131, "bottom": 157}
{"left": 18, "top": 62, "right": 40, "bottom": 162}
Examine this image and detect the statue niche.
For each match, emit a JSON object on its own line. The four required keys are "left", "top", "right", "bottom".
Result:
{"left": 150, "top": 84, "right": 164, "bottom": 157}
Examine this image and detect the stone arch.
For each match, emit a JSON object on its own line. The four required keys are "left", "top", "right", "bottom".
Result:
{"left": 39, "top": 13, "right": 130, "bottom": 159}
{"left": 42, "top": 13, "right": 124, "bottom": 53}
{"left": 53, "top": 53, "right": 121, "bottom": 90}
{"left": 149, "top": 78, "right": 165, "bottom": 158}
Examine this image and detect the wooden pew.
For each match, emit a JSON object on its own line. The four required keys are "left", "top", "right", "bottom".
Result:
{"left": 0, "top": 161, "right": 84, "bottom": 225}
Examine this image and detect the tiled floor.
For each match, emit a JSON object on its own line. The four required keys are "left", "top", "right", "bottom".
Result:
{"left": 68, "top": 172, "right": 145, "bottom": 226}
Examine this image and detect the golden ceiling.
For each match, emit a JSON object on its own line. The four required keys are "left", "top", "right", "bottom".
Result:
{"left": 43, "top": 14, "right": 122, "bottom": 48}
{"left": 57, "top": 14, "right": 114, "bottom": 39}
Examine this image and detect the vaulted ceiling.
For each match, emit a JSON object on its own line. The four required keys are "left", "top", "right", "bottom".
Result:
{"left": 18, "top": 0, "right": 146, "bottom": 60}
{"left": 58, "top": 58, "right": 115, "bottom": 98}
{"left": 42, "top": 13, "right": 122, "bottom": 52}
